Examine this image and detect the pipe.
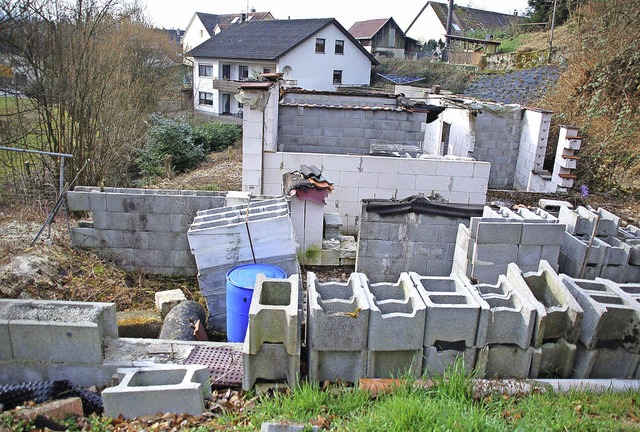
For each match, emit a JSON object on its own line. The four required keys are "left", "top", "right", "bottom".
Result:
{"left": 158, "top": 301, "right": 207, "bottom": 341}
{"left": 445, "top": 0, "right": 454, "bottom": 49}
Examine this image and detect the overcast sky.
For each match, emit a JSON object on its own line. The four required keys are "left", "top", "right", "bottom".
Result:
{"left": 140, "top": 0, "right": 531, "bottom": 31}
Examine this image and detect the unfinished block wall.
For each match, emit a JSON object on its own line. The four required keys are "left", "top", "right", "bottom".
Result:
{"left": 68, "top": 187, "right": 227, "bottom": 276}
{"left": 277, "top": 105, "right": 426, "bottom": 155}
{"left": 356, "top": 198, "right": 483, "bottom": 282}
{"left": 260, "top": 152, "right": 490, "bottom": 234}
{"left": 514, "top": 109, "right": 552, "bottom": 190}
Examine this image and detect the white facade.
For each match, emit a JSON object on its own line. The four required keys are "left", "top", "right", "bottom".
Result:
{"left": 406, "top": 4, "right": 447, "bottom": 43}
{"left": 278, "top": 24, "right": 372, "bottom": 91}
{"left": 192, "top": 22, "right": 373, "bottom": 115}
{"left": 183, "top": 16, "right": 210, "bottom": 53}
{"left": 192, "top": 59, "right": 277, "bottom": 115}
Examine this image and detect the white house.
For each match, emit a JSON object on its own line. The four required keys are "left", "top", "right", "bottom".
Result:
{"left": 405, "top": 1, "right": 520, "bottom": 44}
{"left": 187, "top": 18, "right": 378, "bottom": 116}
{"left": 182, "top": 11, "right": 274, "bottom": 54}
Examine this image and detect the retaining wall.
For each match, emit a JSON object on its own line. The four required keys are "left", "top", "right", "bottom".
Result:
{"left": 68, "top": 187, "right": 227, "bottom": 276}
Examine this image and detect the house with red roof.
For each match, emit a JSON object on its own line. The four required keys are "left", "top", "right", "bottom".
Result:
{"left": 348, "top": 18, "right": 421, "bottom": 59}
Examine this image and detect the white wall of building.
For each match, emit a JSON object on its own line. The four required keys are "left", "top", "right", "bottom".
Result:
{"left": 406, "top": 4, "right": 446, "bottom": 43}
{"left": 183, "top": 17, "right": 210, "bottom": 53}
{"left": 515, "top": 109, "right": 552, "bottom": 190}
{"left": 278, "top": 23, "right": 372, "bottom": 91}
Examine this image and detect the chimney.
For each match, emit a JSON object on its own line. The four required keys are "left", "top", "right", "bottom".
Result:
{"left": 240, "top": 13, "right": 247, "bottom": 22}
{"left": 250, "top": 7, "right": 256, "bottom": 13}
{"left": 514, "top": 10, "right": 518, "bottom": 16}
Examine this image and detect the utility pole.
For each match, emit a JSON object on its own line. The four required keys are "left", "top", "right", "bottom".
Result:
{"left": 548, "top": 0, "right": 558, "bottom": 63}
{"left": 445, "top": 0, "right": 454, "bottom": 49}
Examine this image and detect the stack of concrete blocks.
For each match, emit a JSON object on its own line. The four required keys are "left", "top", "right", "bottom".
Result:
{"left": 453, "top": 205, "right": 565, "bottom": 284}
{"left": 67, "top": 187, "right": 227, "bottom": 276}
{"left": 469, "top": 275, "right": 539, "bottom": 378}
{"left": 507, "top": 261, "right": 583, "bottom": 378}
{"left": 360, "top": 273, "right": 426, "bottom": 378}
{"left": 560, "top": 276, "right": 640, "bottom": 378}
{"left": 0, "top": 299, "right": 117, "bottom": 384}
{"left": 243, "top": 274, "right": 301, "bottom": 390}
{"left": 551, "top": 126, "right": 581, "bottom": 192}
{"left": 559, "top": 206, "right": 639, "bottom": 282}
{"left": 410, "top": 273, "right": 489, "bottom": 377}
{"left": 306, "top": 272, "right": 370, "bottom": 383}
{"left": 187, "top": 197, "right": 299, "bottom": 331}
{"left": 289, "top": 196, "right": 324, "bottom": 266}
{"left": 357, "top": 203, "right": 476, "bottom": 282}
{"left": 102, "top": 365, "right": 211, "bottom": 419}
{"left": 321, "top": 213, "right": 358, "bottom": 266}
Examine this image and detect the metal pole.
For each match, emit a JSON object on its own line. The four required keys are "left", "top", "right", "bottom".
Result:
{"left": 548, "top": 0, "right": 558, "bottom": 64}
{"left": 445, "top": 0, "right": 454, "bottom": 50}
{"left": 59, "top": 156, "right": 65, "bottom": 197}
{"left": 0, "top": 146, "right": 73, "bottom": 158}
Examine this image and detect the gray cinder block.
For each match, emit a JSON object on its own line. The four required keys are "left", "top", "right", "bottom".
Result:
{"left": 102, "top": 365, "right": 211, "bottom": 419}
{"left": 561, "top": 276, "right": 640, "bottom": 353}
{"left": 306, "top": 272, "right": 369, "bottom": 383}
{"left": 559, "top": 206, "right": 619, "bottom": 237}
{"left": 410, "top": 273, "right": 488, "bottom": 347}
{"left": 361, "top": 273, "right": 426, "bottom": 352}
{"left": 476, "top": 345, "right": 541, "bottom": 379}
{"left": 507, "top": 261, "right": 583, "bottom": 347}
{"left": 469, "top": 276, "right": 536, "bottom": 349}
{"left": 422, "top": 346, "right": 477, "bottom": 377}
{"left": 572, "top": 343, "right": 640, "bottom": 379}
{"left": 531, "top": 339, "right": 577, "bottom": 378}
{"left": 243, "top": 342, "right": 300, "bottom": 390}
{"left": 366, "top": 349, "right": 423, "bottom": 379}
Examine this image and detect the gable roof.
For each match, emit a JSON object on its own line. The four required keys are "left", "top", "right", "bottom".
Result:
{"left": 407, "top": 1, "right": 520, "bottom": 35}
{"left": 188, "top": 18, "right": 379, "bottom": 65}
{"left": 348, "top": 18, "right": 390, "bottom": 39}
{"left": 194, "top": 11, "right": 273, "bottom": 37}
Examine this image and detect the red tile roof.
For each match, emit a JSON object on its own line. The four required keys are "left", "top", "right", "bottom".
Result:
{"left": 348, "top": 18, "right": 390, "bottom": 39}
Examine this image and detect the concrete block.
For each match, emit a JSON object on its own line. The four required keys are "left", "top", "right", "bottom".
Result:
{"left": 261, "top": 422, "right": 319, "bottom": 432}
{"left": 600, "top": 265, "right": 628, "bottom": 283}
{"left": 321, "top": 249, "right": 340, "bottom": 266}
{"left": 598, "top": 236, "right": 630, "bottom": 266}
{"left": 154, "top": 289, "right": 186, "bottom": 318}
{"left": 471, "top": 276, "right": 536, "bottom": 348}
{"left": 517, "top": 245, "right": 542, "bottom": 266}
{"left": 476, "top": 345, "right": 541, "bottom": 379}
{"left": 410, "top": 273, "right": 488, "bottom": 347}
{"left": 561, "top": 276, "right": 640, "bottom": 353}
{"left": 561, "top": 233, "right": 610, "bottom": 266}
{"left": 538, "top": 199, "right": 573, "bottom": 213}
{"left": 520, "top": 222, "right": 565, "bottom": 246}
{"left": 307, "top": 349, "right": 367, "bottom": 384}
{"left": 473, "top": 243, "right": 519, "bottom": 265}
{"left": 366, "top": 348, "right": 423, "bottom": 379}
{"left": 540, "top": 245, "right": 561, "bottom": 268}
{"left": 247, "top": 275, "right": 299, "bottom": 356}
{"left": 507, "top": 261, "right": 583, "bottom": 346}
{"left": 572, "top": 343, "right": 640, "bottom": 378}
{"left": 559, "top": 206, "right": 619, "bottom": 237}
{"left": 625, "top": 239, "right": 640, "bottom": 266}
{"left": 422, "top": 346, "right": 477, "bottom": 377}
{"left": 0, "top": 320, "right": 11, "bottom": 361}
{"left": 102, "top": 365, "right": 211, "bottom": 419}
{"left": 243, "top": 342, "right": 300, "bottom": 390}
{"left": 307, "top": 272, "right": 370, "bottom": 352}
{"left": 473, "top": 220, "right": 522, "bottom": 245}
{"left": 531, "top": 339, "right": 577, "bottom": 378}
{"left": 361, "top": 273, "right": 426, "bottom": 352}
{"left": 323, "top": 212, "right": 343, "bottom": 240}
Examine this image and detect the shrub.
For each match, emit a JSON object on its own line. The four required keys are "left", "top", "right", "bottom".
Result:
{"left": 136, "top": 113, "right": 205, "bottom": 177}
{"left": 192, "top": 122, "right": 242, "bottom": 152}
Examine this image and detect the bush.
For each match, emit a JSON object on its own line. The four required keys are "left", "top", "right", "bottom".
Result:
{"left": 136, "top": 113, "right": 205, "bottom": 177}
{"left": 192, "top": 122, "right": 242, "bottom": 152}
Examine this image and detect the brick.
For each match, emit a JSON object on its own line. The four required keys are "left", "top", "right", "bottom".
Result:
{"left": 18, "top": 397, "right": 84, "bottom": 421}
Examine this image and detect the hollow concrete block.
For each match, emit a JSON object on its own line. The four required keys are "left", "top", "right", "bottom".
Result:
{"left": 561, "top": 276, "right": 640, "bottom": 353}
{"left": 366, "top": 349, "right": 423, "bottom": 379}
{"left": 476, "top": 345, "right": 541, "bottom": 379}
{"left": 306, "top": 272, "right": 370, "bottom": 383}
{"left": 559, "top": 206, "right": 619, "bottom": 237}
{"left": 530, "top": 339, "right": 577, "bottom": 378}
{"left": 410, "top": 273, "right": 488, "bottom": 348}
{"left": 102, "top": 365, "right": 211, "bottom": 419}
{"left": 507, "top": 261, "right": 583, "bottom": 347}
{"left": 470, "top": 276, "right": 536, "bottom": 349}
{"left": 422, "top": 346, "right": 477, "bottom": 377}
{"left": 247, "top": 275, "right": 300, "bottom": 356}
{"left": 360, "top": 273, "right": 426, "bottom": 352}
{"left": 243, "top": 341, "right": 300, "bottom": 390}
{"left": 572, "top": 343, "right": 640, "bottom": 379}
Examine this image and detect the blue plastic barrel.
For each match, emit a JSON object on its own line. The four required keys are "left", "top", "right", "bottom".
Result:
{"left": 226, "top": 263, "right": 287, "bottom": 342}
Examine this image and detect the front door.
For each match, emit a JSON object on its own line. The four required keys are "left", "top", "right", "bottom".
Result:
{"left": 222, "top": 93, "right": 231, "bottom": 114}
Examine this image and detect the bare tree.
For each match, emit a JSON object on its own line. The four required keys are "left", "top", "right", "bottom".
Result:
{"left": 0, "top": 0, "right": 180, "bottom": 186}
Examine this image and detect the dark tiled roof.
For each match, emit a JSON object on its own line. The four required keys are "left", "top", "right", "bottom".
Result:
{"left": 429, "top": 1, "right": 520, "bottom": 35}
{"left": 195, "top": 11, "right": 273, "bottom": 36}
{"left": 188, "top": 18, "right": 378, "bottom": 64}
{"left": 348, "top": 18, "right": 390, "bottom": 39}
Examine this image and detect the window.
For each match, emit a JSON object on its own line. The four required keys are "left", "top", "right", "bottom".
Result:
{"left": 315, "top": 38, "right": 325, "bottom": 53}
{"left": 239, "top": 65, "right": 249, "bottom": 79}
{"left": 199, "top": 29, "right": 203, "bottom": 38}
{"left": 263, "top": 68, "right": 271, "bottom": 73}
{"left": 332, "top": 70, "right": 342, "bottom": 85}
{"left": 222, "top": 64, "right": 231, "bottom": 79}
{"left": 198, "top": 92, "right": 213, "bottom": 106}
{"left": 198, "top": 64, "right": 213, "bottom": 77}
{"left": 334, "top": 39, "right": 344, "bottom": 54}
